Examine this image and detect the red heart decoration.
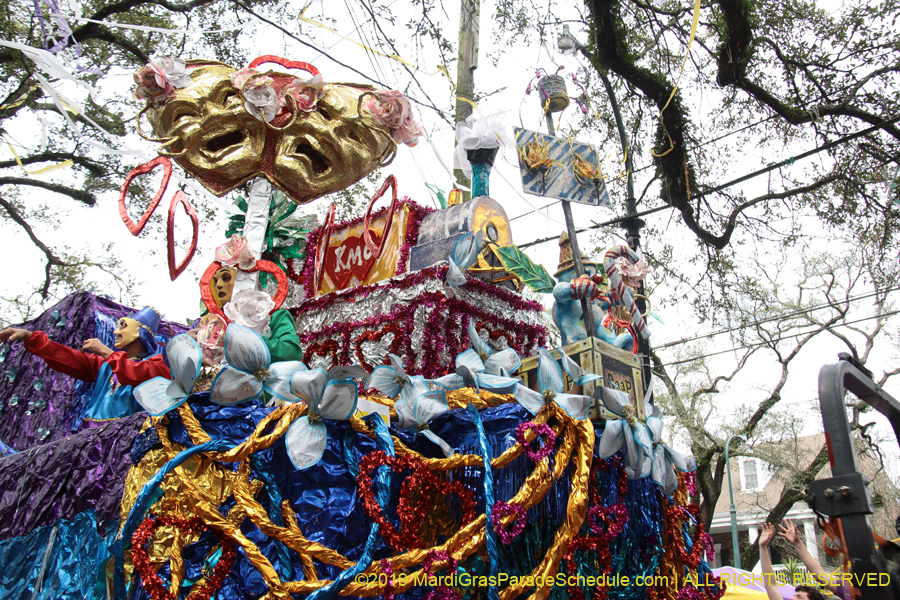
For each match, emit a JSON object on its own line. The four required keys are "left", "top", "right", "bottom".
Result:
{"left": 166, "top": 191, "right": 199, "bottom": 281}
{"left": 118, "top": 156, "right": 172, "bottom": 236}
{"left": 354, "top": 323, "right": 404, "bottom": 370}
{"left": 475, "top": 321, "right": 517, "bottom": 350}
{"left": 323, "top": 231, "right": 381, "bottom": 290}
{"left": 356, "top": 451, "right": 476, "bottom": 552}
{"left": 199, "top": 260, "right": 289, "bottom": 322}
{"left": 302, "top": 339, "right": 340, "bottom": 369}
{"left": 362, "top": 175, "right": 398, "bottom": 259}
{"left": 248, "top": 55, "right": 319, "bottom": 76}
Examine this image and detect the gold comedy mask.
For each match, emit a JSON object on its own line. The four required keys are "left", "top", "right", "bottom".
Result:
{"left": 141, "top": 58, "right": 397, "bottom": 204}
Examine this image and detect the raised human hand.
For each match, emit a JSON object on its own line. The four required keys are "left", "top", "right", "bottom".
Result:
{"left": 82, "top": 338, "right": 113, "bottom": 359}
{"left": 778, "top": 518, "right": 802, "bottom": 546}
{"left": 759, "top": 523, "right": 776, "bottom": 548}
{"left": 0, "top": 328, "right": 31, "bottom": 344}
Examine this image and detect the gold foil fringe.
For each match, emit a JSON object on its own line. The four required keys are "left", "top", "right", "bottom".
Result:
{"left": 121, "top": 394, "right": 701, "bottom": 598}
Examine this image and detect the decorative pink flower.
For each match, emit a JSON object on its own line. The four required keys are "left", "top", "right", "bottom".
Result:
{"left": 614, "top": 256, "right": 649, "bottom": 288}
{"left": 215, "top": 234, "right": 256, "bottom": 270}
{"left": 230, "top": 67, "right": 260, "bottom": 90}
{"left": 197, "top": 315, "right": 226, "bottom": 365}
{"left": 282, "top": 75, "right": 325, "bottom": 112}
{"left": 133, "top": 55, "right": 190, "bottom": 104}
{"left": 363, "top": 90, "right": 423, "bottom": 146}
{"left": 242, "top": 77, "right": 283, "bottom": 123}
{"left": 364, "top": 90, "right": 409, "bottom": 128}
{"left": 395, "top": 116, "right": 424, "bottom": 147}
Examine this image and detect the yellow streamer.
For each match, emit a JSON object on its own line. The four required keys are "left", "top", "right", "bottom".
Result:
{"left": 0, "top": 84, "right": 39, "bottom": 110}
{"left": 651, "top": 0, "right": 703, "bottom": 158}
{"left": 297, "top": 8, "right": 454, "bottom": 89}
{"left": 3, "top": 136, "right": 72, "bottom": 175}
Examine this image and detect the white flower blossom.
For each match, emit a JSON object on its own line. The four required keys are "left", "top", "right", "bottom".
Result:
{"left": 224, "top": 290, "right": 276, "bottom": 336}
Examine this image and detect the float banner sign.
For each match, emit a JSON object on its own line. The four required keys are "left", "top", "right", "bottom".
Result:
{"left": 513, "top": 127, "right": 611, "bottom": 207}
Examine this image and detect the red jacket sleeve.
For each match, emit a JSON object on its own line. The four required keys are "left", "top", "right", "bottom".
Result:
{"left": 24, "top": 331, "right": 104, "bottom": 383}
{"left": 106, "top": 352, "right": 171, "bottom": 386}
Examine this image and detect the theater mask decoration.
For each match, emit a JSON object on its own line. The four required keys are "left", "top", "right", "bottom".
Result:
{"left": 135, "top": 55, "right": 423, "bottom": 204}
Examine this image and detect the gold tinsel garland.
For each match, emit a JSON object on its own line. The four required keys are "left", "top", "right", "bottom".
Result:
{"left": 121, "top": 392, "right": 706, "bottom": 599}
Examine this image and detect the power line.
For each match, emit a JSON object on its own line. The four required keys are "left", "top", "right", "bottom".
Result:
{"left": 517, "top": 114, "right": 900, "bottom": 250}
{"left": 231, "top": 0, "right": 453, "bottom": 123}
{"left": 654, "top": 286, "right": 900, "bottom": 350}
{"left": 655, "top": 308, "right": 900, "bottom": 368}
{"left": 510, "top": 72, "right": 885, "bottom": 226}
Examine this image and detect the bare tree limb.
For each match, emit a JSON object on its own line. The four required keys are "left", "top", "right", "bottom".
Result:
{"left": 0, "top": 177, "right": 95, "bottom": 205}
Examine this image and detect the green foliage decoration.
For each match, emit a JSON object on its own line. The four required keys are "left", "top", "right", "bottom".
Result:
{"left": 494, "top": 245, "right": 556, "bottom": 294}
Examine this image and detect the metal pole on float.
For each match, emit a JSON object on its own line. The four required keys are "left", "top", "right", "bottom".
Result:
{"left": 543, "top": 110, "right": 597, "bottom": 338}
{"left": 558, "top": 27, "right": 651, "bottom": 388}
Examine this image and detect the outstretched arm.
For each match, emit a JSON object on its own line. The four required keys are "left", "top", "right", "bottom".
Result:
{"left": 779, "top": 519, "right": 842, "bottom": 593}
{"left": 759, "top": 523, "right": 784, "bottom": 600}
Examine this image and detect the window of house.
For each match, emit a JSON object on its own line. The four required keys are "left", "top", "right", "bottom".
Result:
{"left": 743, "top": 459, "right": 758, "bottom": 490}
{"left": 739, "top": 457, "right": 769, "bottom": 492}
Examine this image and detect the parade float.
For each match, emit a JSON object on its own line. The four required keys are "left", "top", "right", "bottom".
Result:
{"left": 0, "top": 54, "right": 722, "bottom": 600}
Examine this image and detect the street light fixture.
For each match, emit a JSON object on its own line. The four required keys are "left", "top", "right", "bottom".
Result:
{"left": 725, "top": 434, "right": 748, "bottom": 569}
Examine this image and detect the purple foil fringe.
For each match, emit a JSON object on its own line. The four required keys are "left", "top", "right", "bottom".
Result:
{"left": 0, "top": 413, "right": 145, "bottom": 540}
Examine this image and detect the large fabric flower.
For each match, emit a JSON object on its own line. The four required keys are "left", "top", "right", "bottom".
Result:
{"left": 215, "top": 234, "right": 256, "bottom": 270}
{"left": 409, "top": 388, "right": 454, "bottom": 456}
{"left": 432, "top": 328, "right": 522, "bottom": 395}
{"left": 363, "top": 90, "right": 423, "bottom": 147}
{"left": 515, "top": 347, "right": 591, "bottom": 420}
{"left": 395, "top": 117, "right": 425, "bottom": 146}
{"left": 382, "top": 373, "right": 455, "bottom": 455}
{"left": 223, "top": 290, "right": 275, "bottom": 336}
{"left": 242, "top": 76, "right": 283, "bottom": 122}
{"left": 134, "top": 334, "right": 203, "bottom": 416}
{"left": 282, "top": 74, "right": 325, "bottom": 112}
{"left": 595, "top": 385, "right": 696, "bottom": 492}
{"left": 196, "top": 314, "right": 226, "bottom": 365}
{"left": 133, "top": 55, "right": 191, "bottom": 104}
{"left": 613, "top": 256, "right": 649, "bottom": 288}
{"left": 210, "top": 324, "right": 306, "bottom": 405}
{"left": 446, "top": 230, "right": 483, "bottom": 287}
{"left": 230, "top": 67, "right": 260, "bottom": 90}
{"left": 365, "top": 353, "right": 413, "bottom": 399}
{"left": 285, "top": 365, "right": 369, "bottom": 470}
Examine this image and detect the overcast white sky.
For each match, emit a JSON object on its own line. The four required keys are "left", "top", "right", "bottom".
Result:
{"left": 3, "top": 0, "right": 899, "bottom": 457}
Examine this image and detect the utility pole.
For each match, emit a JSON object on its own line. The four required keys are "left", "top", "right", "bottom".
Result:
{"left": 454, "top": 0, "right": 479, "bottom": 201}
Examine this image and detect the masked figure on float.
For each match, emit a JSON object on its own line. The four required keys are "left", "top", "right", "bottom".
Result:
{"left": 191, "top": 234, "right": 303, "bottom": 392}
{"left": 552, "top": 232, "right": 647, "bottom": 350}
{"left": 0, "top": 307, "right": 170, "bottom": 421}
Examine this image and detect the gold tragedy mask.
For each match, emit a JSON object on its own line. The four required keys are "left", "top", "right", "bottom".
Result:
{"left": 141, "top": 59, "right": 398, "bottom": 204}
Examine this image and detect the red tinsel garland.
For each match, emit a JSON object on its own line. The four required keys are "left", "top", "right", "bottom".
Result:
{"left": 296, "top": 288, "right": 546, "bottom": 378}
{"left": 357, "top": 451, "right": 477, "bottom": 552}
{"left": 131, "top": 515, "right": 237, "bottom": 600}
{"left": 354, "top": 322, "right": 406, "bottom": 369}
{"left": 563, "top": 456, "right": 631, "bottom": 600}
{"left": 666, "top": 502, "right": 706, "bottom": 570}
